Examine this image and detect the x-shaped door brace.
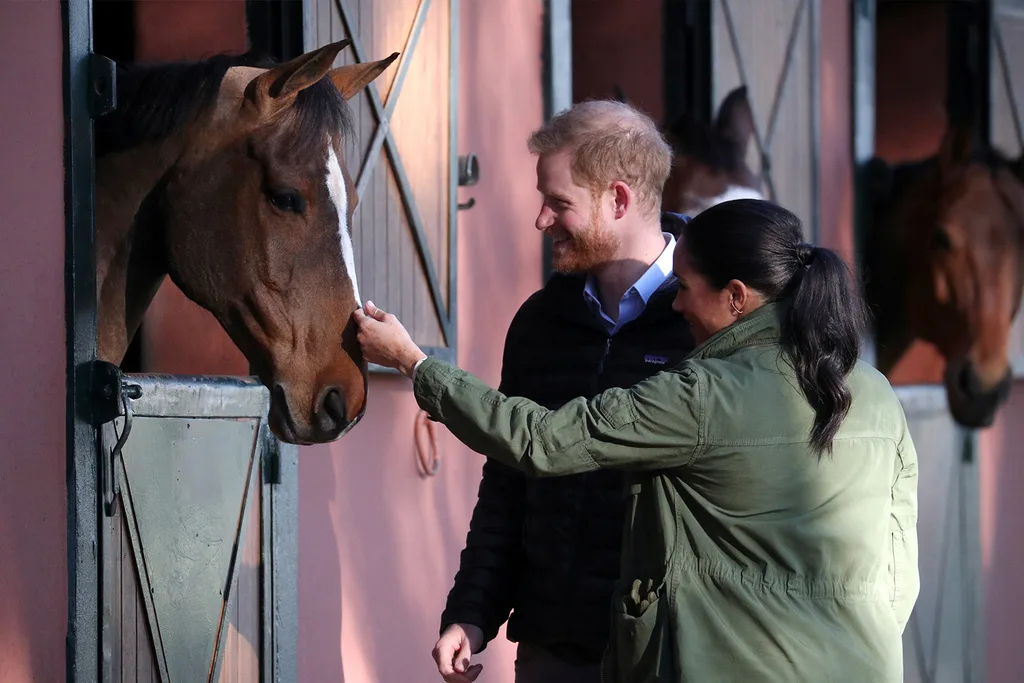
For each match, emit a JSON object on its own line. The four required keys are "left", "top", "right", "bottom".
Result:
{"left": 720, "top": 0, "right": 809, "bottom": 203}
{"left": 334, "top": 0, "right": 453, "bottom": 347}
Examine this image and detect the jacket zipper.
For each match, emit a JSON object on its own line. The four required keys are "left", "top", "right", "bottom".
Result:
{"left": 596, "top": 338, "right": 612, "bottom": 377}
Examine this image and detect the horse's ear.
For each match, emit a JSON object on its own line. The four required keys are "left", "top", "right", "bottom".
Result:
{"left": 246, "top": 39, "right": 352, "bottom": 117}
{"left": 328, "top": 53, "right": 400, "bottom": 100}
{"left": 714, "top": 86, "right": 756, "bottom": 162}
{"left": 938, "top": 124, "right": 974, "bottom": 169}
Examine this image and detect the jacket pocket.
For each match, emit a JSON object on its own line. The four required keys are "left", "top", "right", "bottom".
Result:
{"left": 606, "top": 578, "right": 671, "bottom": 683}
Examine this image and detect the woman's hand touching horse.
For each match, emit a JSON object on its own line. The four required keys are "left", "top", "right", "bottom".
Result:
{"left": 353, "top": 301, "right": 427, "bottom": 378}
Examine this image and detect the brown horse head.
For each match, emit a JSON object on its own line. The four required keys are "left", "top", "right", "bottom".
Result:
{"left": 866, "top": 125, "right": 1024, "bottom": 428}
{"left": 95, "top": 41, "right": 397, "bottom": 444}
{"left": 661, "top": 86, "right": 764, "bottom": 216}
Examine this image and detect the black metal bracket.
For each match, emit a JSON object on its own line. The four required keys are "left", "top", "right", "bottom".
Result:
{"left": 91, "top": 360, "right": 127, "bottom": 426}
{"left": 87, "top": 53, "right": 117, "bottom": 119}
{"left": 457, "top": 153, "right": 479, "bottom": 210}
{"left": 263, "top": 433, "right": 282, "bottom": 485}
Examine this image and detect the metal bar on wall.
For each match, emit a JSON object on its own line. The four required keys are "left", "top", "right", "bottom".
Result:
{"left": 541, "top": 0, "right": 572, "bottom": 281}
{"left": 64, "top": 0, "right": 101, "bottom": 679}
{"left": 543, "top": 0, "right": 572, "bottom": 121}
{"left": 851, "top": 0, "right": 875, "bottom": 167}
{"left": 808, "top": 0, "right": 821, "bottom": 244}
{"left": 851, "top": 0, "right": 877, "bottom": 368}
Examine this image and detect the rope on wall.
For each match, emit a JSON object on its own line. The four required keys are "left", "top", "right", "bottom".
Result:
{"left": 414, "top": 409, "right": 440, "bottom": 477}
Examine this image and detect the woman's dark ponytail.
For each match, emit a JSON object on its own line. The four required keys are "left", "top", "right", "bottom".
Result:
{"left": 682, "top": 200, "right": 868, "bottom": 455}
{"left": 783, "top": 244, "right": 866, "bottom": 454}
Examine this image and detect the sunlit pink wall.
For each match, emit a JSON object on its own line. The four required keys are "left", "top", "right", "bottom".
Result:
{"left": 296, "top": 2, "right": 544, "bottom": 681}
{"left": 0, "top": 3, "right": 68, "bottom": 682}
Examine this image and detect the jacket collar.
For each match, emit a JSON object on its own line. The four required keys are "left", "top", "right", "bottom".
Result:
{"left": 688, "top": 302, "right": 785, "bottom": 361}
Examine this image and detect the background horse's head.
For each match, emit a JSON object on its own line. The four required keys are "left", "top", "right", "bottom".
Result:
{"left": 96, "top": 41, "right": 396, "bottom": 444}
{"left": 868, "top": 126, "right": 1024, "bottom": 427}
{"left": 661, "top": 86, "right": 764, "bottom": 216}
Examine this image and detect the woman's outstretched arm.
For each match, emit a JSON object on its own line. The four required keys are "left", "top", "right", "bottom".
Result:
{"left": 354, "top": 301, "right": 703, "bottom": 476}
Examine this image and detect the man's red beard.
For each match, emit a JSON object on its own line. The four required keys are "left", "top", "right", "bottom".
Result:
{"left": 550, "top": 207, "right": 621, "bottom": 274}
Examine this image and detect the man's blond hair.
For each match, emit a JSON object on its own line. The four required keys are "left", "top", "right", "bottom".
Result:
{"left": 527, "top": 100, "right": 672, "bottom": 217}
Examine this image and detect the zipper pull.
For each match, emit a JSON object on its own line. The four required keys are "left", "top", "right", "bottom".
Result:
{"left": 596, "top": 338, "right": 612, "bottom": 374}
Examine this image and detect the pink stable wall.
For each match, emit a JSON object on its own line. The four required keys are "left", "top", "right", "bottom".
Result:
{"left": 296, "top": 2, "right": 544, "bottom": 681}
{"left": 0, "top": 3, "right": 68, "bottom": 683}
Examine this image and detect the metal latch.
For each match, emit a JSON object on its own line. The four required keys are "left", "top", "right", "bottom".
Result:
{"left": 91, "top": 361, "right": 142, "bottom": 516}
{"left": 457, "top": 153, "right": 479, "bottom": 211}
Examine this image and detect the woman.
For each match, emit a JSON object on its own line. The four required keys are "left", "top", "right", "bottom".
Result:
{"left": 355, "top": 199, "right": 919, "bottom": 683}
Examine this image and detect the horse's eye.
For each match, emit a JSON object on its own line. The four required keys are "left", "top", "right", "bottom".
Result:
{"left": 266, "top": 189, "right": 305, "bottom": 214}
{"left": 932, "top": 228, "right": 952, "bottom": 251}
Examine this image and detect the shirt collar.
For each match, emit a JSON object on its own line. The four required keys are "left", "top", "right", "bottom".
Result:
{"left": 632, "top": 232, "right": 677, "bottom": 302}
{"left": 583, "top": 232, "right": 677, "bottom": 307}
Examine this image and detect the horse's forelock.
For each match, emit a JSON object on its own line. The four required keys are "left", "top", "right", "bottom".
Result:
{"left": 287, "top": 79, "right": 355, "bottom": 160}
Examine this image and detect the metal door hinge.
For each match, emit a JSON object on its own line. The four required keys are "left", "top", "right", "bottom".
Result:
{"left": 88, "top": 53, "right": 117, "bottom": 119}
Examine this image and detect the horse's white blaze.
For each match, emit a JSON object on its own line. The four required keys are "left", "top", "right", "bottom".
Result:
{"left": 325, "top": 137, "right": 361, "bottom": 305}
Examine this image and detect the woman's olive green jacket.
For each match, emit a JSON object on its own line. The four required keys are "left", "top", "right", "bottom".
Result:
{"left": 413, "top": 303, "right": 919, "bottom": 683}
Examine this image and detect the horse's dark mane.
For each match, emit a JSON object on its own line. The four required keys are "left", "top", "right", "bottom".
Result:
{"left": 95, "top": 51, "right": 354, "bottom": 159}
{"left": 891, "top": 147, "right": 1016, "bottom": 186}
{"left": 873, "top": 146, "right": 1020, "bottom": 220}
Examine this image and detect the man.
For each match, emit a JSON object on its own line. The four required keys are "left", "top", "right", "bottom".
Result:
{"left": 432, "top": 100, "right": 695, "bottom": 683}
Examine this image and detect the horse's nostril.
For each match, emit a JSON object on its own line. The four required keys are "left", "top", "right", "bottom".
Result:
{"left": 270, "top": 383, "right": 299, "bottom": 441}
{"left": 958, "top": 364, "right": 973, "bottom": 394}
{"left": 320, "top": 388, "right": 347, "bottom": 431}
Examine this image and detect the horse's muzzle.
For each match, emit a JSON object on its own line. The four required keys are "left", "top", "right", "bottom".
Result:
{"left": 944, "top": 360, "right": 1013, "bottom": 429}
{"left": 268, "top": 382, "right": 362, "bottom": 445}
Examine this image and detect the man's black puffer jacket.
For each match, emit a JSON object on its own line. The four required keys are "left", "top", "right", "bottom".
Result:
{"left": 440, "top": 256, "right": 695, "bottom": 663}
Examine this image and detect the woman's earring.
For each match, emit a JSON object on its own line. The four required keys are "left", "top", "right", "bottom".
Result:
{"left": 730, "top": 301, "right": 743, "bottom": 317}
